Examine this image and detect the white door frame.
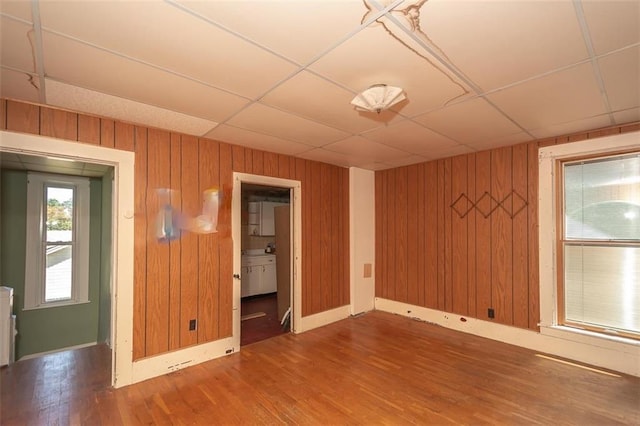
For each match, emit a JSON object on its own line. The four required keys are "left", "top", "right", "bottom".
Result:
{"left": 0, "top": 130, "right": 135, "bottom": 388}
{"left": 232, "top": 172, "right": 302, "bottom": 348}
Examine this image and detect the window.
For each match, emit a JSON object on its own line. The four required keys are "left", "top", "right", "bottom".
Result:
{"left": 24, "top": 173, "right": 90, "bottom": 309}
{"left": 558, "top": 152, "right": 640, "bottom": 339}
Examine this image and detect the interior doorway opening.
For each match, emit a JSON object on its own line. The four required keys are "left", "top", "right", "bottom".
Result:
{"left": 239, "top": 183, "right": 292, "bottom": 345}
{"left": 232, "top": 173, "right": 301, "bottom": 350}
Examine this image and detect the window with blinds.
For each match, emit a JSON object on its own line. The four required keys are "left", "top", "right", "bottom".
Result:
{"left": 558, "top": 152, "right": 640, "bottom": 339}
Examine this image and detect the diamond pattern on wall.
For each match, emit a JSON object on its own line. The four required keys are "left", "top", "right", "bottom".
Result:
{"left": 450, "top": 190, "right": 528, "bottom": 219}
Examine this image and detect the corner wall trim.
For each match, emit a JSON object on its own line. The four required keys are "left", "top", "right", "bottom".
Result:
{"left": 374, "top": 298, "right": 640, "bottom": 377}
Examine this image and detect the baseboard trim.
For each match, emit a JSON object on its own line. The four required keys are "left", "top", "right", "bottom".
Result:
{"left": 296, "top": 305, "right": 350, "bottom": 333}
{"left": 375, "top": 298, "right": 640, "bottom": 377}
{"left": 19, "top": 341, "right": 98, "bottom": 361}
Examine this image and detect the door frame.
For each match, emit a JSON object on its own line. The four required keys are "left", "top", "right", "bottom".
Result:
{"left": 0, "top": 130, "right": 135, "bottom": 387}
{"left": 231, "top": 172, "right": 302, "bottom": 348}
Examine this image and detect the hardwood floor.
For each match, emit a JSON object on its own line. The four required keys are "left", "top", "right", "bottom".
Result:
{"left": 2, "top": 311, "right": 639, "bottom": 425}
{"left": 241, "top": 293, "right": 288, "bottom": 346}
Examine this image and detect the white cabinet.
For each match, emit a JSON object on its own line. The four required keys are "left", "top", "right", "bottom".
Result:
{"left": 248, "top": 201, "right": 288, "bottom": 236}
{"left": 241, "top": 255, "right": 277, "bottom": 297}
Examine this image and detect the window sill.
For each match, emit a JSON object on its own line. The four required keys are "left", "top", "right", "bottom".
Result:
{"left": 541, "top": 324, "right": 640, "bottom": 348}
{"left": 23, "top": 299, "right": 91, "bottom": 311}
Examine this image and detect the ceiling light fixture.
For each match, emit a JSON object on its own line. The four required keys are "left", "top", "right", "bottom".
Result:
{"left": 350, "top": 84, "right": 406, "bottom": 113}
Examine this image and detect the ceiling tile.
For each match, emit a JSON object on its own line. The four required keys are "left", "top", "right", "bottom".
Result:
{"left": 261, "top": 71, "right": 402, "bottom": 133}
{"left": 487, "top": 63, "right": 607, "bottom": 131}
{"left": 528, "top": 114, "right": 613, "bottom": 140}
{"left": 226, "top": 103, "right": 350, "bottom": 147}
{"left": 599, "top": 46, "right": 640, "bottom": 112}
{"left": 413, "top": 98, "right": 522, "bottom": 146}
{"left": 1, "top": 67, "right": 40, "bottom": 102}
{"left": 297, "top": 148, "right": 362, "bottom": 168}
{"left": 41, "top": 32, "right": 249, "bottom": 122}
{"left": 204, "top": 124, "right": 312, "bottom": 156}
{"left": 38, "top": 1, "right": 297, "bottom": 99}
{"left": 421, "top": 0, "right": 588, "bottom": 91}
{"left": 0, "top": 1, "right": 32, "bottom": 22}
{"left": 467, "top": 132, "right": 534, "bottom": 151}
{"left": 357, "top": 162, "right": 393, "bottom": 171}
{"left": 582, "top": 0, "right": 640, "bottom": 55}
{"left": 1, "top": 16, "right": 36, "bottom": 72}
{"left": 362, "top": 119, "right": 461, "bottom": 158}
{"left": 175, "top": 0, "right": 367, "bottom": 64}
{"left": 309, "top": 26, "right": 471, "bottom": 117}
{"left": 614, "top": 107, "right": 640, "bottom": 125}
{"left": 45, "top": 80, "right": 218, "bottom": 137}
{"left": 322, "top": 136, "right": 409, "bottom": 163}
{"left": 383, "top": 155, "right": 430, "bottom": 168}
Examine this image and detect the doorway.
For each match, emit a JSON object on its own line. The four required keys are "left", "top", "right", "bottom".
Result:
{"left": 0, "top": 130, "right": 135, "bottom": 388}
{"left": 231, "top": 173, "right": 301, "bottom": 350}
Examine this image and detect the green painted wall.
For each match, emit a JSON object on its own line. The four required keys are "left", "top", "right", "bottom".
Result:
{"left": 0, "top": 169, "right": 109, "bottom": 359}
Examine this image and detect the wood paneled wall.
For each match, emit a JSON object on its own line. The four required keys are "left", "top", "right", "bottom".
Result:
{"left": 375, "top": 122, "right": 640, "bottom": 331}
{"left": 1, "top": 99, "right": 350, "bottom": 360}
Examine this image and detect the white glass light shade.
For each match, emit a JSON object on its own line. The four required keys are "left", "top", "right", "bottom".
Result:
{"left": 350, "top": 84, "right": 406, "bottom": 113}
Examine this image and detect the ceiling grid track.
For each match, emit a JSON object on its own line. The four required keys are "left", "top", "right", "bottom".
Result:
{"left": 572, "top": 0, "right": 616, "bottom": 126}
{"left": 29, "top": 0, "right": 46, "bottom": 104}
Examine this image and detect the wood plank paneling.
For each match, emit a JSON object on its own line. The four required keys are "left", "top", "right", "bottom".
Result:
{"left": 341, "top": 167, "right": 350, "bottom": 306}
{"left": 512, "top": 144, "right": 529, "bottom": 329}
{"left": 395, "top": 167, "right": 408, "bottom": 304}
{"left": 133, "top": 127, "right": 148, "bottom": 360}
{"left": 407, "top": 165, "right": 419, "bottom": 306}
{"left": 443, "top": 159, "right": 453, "bottom": 313}
{"left": 252, "top": 150, "right": 264, "bottom": 176}
{"left": 436, "top": 160, "right": 446, "bottom": 310}
{"left": 115, "top": 122, "right": 135, "bottom": 152}
{"left": 424, "top": 162, "right": 438, "bottom": 309}
{"left": 218, "top": 143, "right": 233, "bottom": 338}
{"left": 467, "top": 154, "right": 477, "bottom": 318}
{"left": 180, "top": 135, "right": 199, "bottom": 347}
{"left": 40, "top": 107, "right": 77, "bottom": 141}
{"left": 6, "top": 100, "right": 39, "bottom": 134}
{"left": 491, "top": 147, "right": 513, "bottom": 325}
{"left": 416, "top": 163, "right": 426, "bottom": 307}
{"left": 232, "top": 145, "right": 245, "bottom": 173}
{"left": 375, "top": 171, "right": 384, "bottom": 298}
{"left": 264, "top": 152, "right": 278, "bottom": 177}
{"left": 475, "top": 151, "right": 492, "bottom": 320}
{"left": 320, "top": 163, "right": 332, "bottom": 311}
{"left": 278, "top": 154, "right": 291, "bottom": 179}
{"left": 451, "top": 155, "right": 468, "bottom": 315}
{"left": 385, "top": 169, "right": 396, "bottom": 301}
{"left": 169, "top": 133, "right": 182, "bottom": 351}
{"left": 244, "top": 148, "right": 254, "bottom": 174}
{"left": 100, "top": 119, "right": 115, "bottom": 148}
{"left": 78, "top": 115, "right": 100, "bottom": 145}
{"left": 145, "top": 129, "right": 171, "bottom": 355}
{"left": 330, "top": 166, "right": 341, "bottom": 307}
{"left": 198, "top": 138, "right": 220, "bottom": 343}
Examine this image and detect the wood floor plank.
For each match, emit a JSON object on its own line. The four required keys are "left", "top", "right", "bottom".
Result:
{"left": 2, "top": 312, "right": 638, "bottom": 425}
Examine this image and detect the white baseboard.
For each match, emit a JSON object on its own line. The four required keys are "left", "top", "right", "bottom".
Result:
{"left": 125, "top": 337, "right": 236, "bottom": 387}
{"left": 296, "top": 305, "right": 350, "bottom": 333}
{"left": 19, "top": 341, "right": 98, "bottom": 361}
{"left": 375, "top": 298, "right": 640, "bottom": 377}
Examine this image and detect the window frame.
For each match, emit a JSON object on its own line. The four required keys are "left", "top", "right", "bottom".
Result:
{"left": 24, "top": 172, "right": 91, "bottom": 310}
{"left": 555, "top": 149, "right": 640, "bottom": 341}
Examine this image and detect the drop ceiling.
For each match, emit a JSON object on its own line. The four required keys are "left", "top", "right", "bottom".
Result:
{"left": 1, "top": 0, "right": 638, "bottom": 170}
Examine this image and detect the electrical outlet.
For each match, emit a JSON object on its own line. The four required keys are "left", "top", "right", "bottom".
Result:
{"left": 189, "top": 319, "right": 197, "bottom": 331}
{"left": 488, "top": 308, "right": 495, "bottom": 319}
